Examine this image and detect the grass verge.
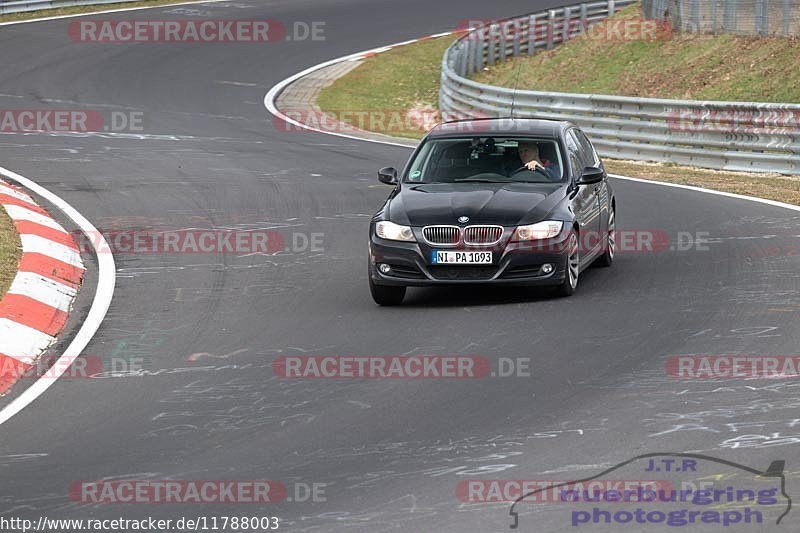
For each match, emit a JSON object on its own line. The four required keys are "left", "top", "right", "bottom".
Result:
{"left": 0, "top": 203, "right": 21, "bottom": 300}
{"left": 0, "top": 0, "right": 202, "bottom": 23}
{"left": 317, "top": 36, "right": 453, "bottom": 139}
{"left": 316, "top": 20, "right": 800, "bottom": 206}
{"left": 473, "top": 4, "right": 800, "bottom": 103}
{"left": 605, "top": 160, "right": 800, "bottom": 205}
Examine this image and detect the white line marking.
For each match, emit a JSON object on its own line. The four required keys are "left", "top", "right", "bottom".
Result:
{"left": 8, "top": 272, "right": 77, "bottom": 312}
{"left": 0, "top": 166, "right": 115, "bottom": 426}
{"left": 215, "top": 80, "right": 259, "bottom": 87}
{"left": 2, "top": 204, "right": 68, "bottom": 232}
{"left": 608, "top": 174, "right": 800, "bottom": 213}
{"left": 0, "top": 319, "right": 55, "bottom": 364}
{"left": 0, "top": 183, "right": 34, "bottom": 203}
{"left": 20, "top": 234, "right": 83, "bottom": 268}
{"left": 364, "top": 46, "right": 394, "bottom": 55}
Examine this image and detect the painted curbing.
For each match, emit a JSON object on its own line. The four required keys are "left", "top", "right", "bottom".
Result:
{"left": 0, "top": 179, "right": 84, "bottom": 395}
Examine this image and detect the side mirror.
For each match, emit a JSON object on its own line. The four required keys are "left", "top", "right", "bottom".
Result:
{"left": 378, "top": 167, "right": 398, "bottom": 185}
{"left": 578, "top": 166, "right": 605, "bottom": 185}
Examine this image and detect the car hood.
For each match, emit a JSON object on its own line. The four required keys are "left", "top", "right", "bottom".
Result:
{"left": 388, "top": 182, "right": 566, "bottom": 227}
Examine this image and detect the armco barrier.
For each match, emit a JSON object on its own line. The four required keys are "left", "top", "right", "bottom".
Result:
{"left": 439, "top": 0, "right": 800, "bottom": 175}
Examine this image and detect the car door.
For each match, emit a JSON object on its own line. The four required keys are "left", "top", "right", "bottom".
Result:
{"left": 573, "top": 128, "right": 611, "bottom": 236}
{"left": 566, "top": 130, "right": 601, "bottom": 256}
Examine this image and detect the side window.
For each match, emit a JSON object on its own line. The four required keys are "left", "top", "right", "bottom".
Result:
{"left": 573, "top": 129, "right": 600, "bottom": 167}
{"left": 565, "top": 131, "right": 583, "bottom": 178}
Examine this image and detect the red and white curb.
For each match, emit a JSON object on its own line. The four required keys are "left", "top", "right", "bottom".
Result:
{"left": 0, "top": 166, "right": 114, "bottom": 427}
{"left": 0, "top": 179, "right": 85, "bottom": 395}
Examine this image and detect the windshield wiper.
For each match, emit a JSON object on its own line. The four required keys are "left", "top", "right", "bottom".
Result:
{"left": 454, "top": 178, "right": 513, "bottom": 183}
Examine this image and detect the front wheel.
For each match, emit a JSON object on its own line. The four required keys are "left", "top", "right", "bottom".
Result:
{"left": 555, "top": 232, "right": 580, "bottom": 297}
{"left": 595, "top": 206, "right": 615, "bottom": 268}
{"left": 369, "top": 277, "right": 406, "bottom": 306}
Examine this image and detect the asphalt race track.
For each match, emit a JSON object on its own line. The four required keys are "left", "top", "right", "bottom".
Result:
{"left": 1, "top": 1, "right": 799, "bottom": 531}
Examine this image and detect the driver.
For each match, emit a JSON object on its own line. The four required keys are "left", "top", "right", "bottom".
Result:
{"left": 517, "top": 142, "right": 555, "bottom": 174}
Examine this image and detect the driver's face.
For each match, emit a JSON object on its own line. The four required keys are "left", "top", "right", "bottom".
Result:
{"left": 518, "top": 143, "right": 540, "bottom": 163}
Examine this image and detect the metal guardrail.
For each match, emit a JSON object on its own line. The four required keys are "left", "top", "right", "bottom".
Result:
{"left": 0, "top": 0, "right": 141, "bottom": 15}
{"left": 439, "top": 0, "right": 800, "bottom": 175}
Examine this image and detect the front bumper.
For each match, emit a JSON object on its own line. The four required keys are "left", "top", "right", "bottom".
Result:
{"left": 369, "top": 227, "right": 571, "bottom": 287}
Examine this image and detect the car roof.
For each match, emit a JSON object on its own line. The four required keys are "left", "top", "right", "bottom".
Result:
{"left": 427, "top": 118, "right": 573, "bottom": 139}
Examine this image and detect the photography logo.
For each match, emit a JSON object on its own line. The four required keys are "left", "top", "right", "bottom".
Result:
{"left": 508, "top": 453, "right": 791, "bottom": 529}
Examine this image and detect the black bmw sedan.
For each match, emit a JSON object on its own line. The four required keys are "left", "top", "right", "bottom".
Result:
{"left": 368, "top": 118, "right": 615, "bottom": 305}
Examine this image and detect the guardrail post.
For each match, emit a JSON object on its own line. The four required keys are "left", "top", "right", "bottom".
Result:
{"left": 487, "top": 23, "right": 498, "bottom": 65}
{"left": 498, "top": 22, "right": 507, "bottom": 62}
{"left": 474, "top": 29, "right": 485, "bottom": 72}
{"left": 578, "top": 3, "right": 589, "bottom": 41}
{"left": 457, "top": 41, "right": 469, "bottom": 77}
{"left": 512, "top": 20, "right": 521, "bottom": 56}
{"left": 608, "top": 0, "right": 616, "bottom": 16}
{"left": 527, "top": 14, "right": 537, "bottom": 54}
{"left": 546, "top": 10, "right": 556, "bottom": 49}
{"left": 563, "top": 6, "right": 572, "bottom": 42}
{"left": 465, "top": 32, "right": 475, "bottom": 76}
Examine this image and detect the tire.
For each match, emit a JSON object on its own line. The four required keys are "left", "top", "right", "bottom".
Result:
{"left": 555, "top": 231, "right": 580, "bottom": 297}
{"left": 369, "top": 277, "right": 406, "bottom": 306}
{"left": 595, "top": 205, "right": 615, "bottom": 268}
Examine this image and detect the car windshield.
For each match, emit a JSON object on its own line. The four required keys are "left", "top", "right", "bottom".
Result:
{"left": 404, "top": 137, "right": 565, "bottom": 184}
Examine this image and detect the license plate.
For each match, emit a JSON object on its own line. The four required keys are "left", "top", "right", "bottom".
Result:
{"left": 431, "top": 251, "right": 493, "bottom": 264}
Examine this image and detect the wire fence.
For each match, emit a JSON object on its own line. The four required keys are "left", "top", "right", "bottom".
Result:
{"left": 643, "top": 0, "right": 800, "bottom": 35}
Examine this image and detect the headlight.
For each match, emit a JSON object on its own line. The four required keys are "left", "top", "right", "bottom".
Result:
{"left": 513, "top": 221, "right": 563, "bottom": 241}
{"left": 376, "top": 221, "right": 416, "bottom": 242}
